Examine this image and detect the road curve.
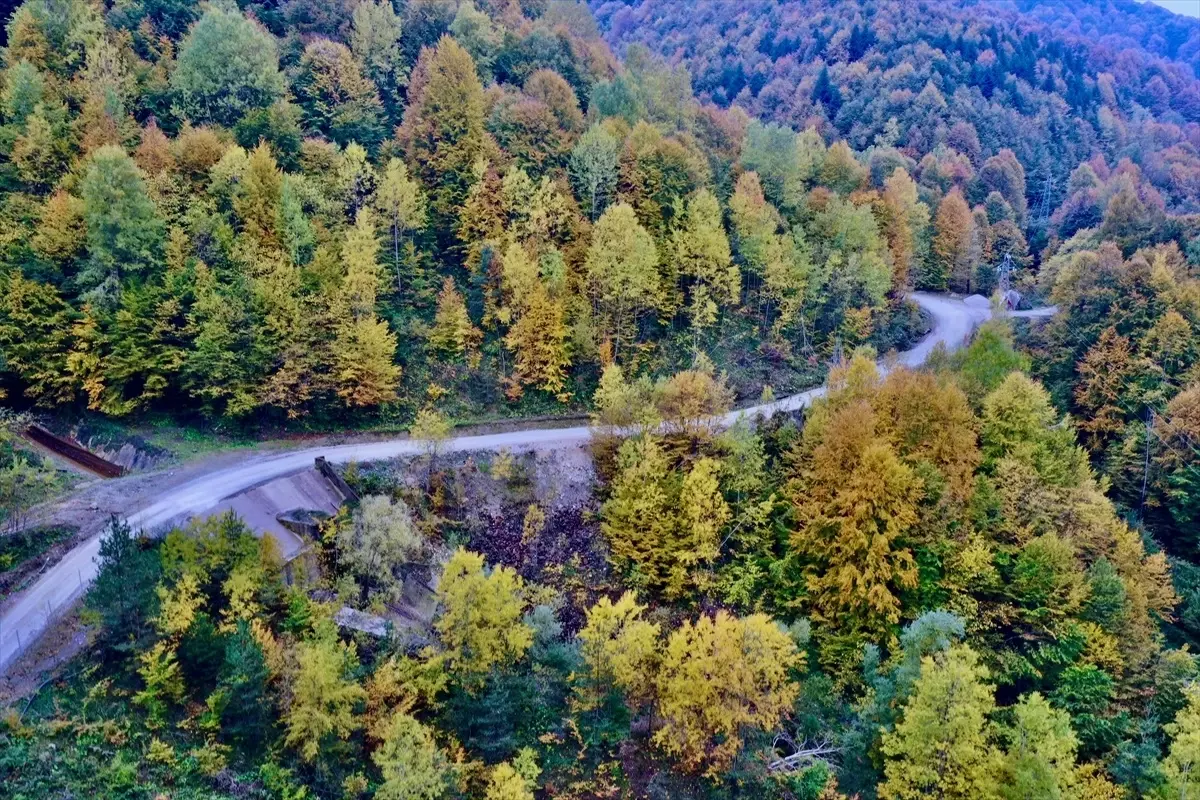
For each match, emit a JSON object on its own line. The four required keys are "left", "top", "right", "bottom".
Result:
{"left": 0, "top": 293, "right": 1045, "bottom": 671}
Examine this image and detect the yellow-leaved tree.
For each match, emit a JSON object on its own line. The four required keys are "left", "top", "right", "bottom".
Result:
{"left": 331, "top": 207, "right": 401, "bottom": 407}
{"left": 428, "top": 276, "right": 481, "bottom": 363}
{"left": 154, "top": 570, "right": 203, "bottom": 639}
{"left": 504, "top": 281, "right": 570, "bottom": 399}
{"left": 133, "top": 641, "right": 185, "bottom": 729}
{"left": 789, "top": 397, "right": 922, "bottom": 662}
{"left": 374, "top": 157, "right": 427, "bottom": 283}
{"left": 584, "top": 202, "right": 660, "bottom": 359}
{"left": 672, "top": 457, "right": 731, "bottom": 596}
{"left": 653, "top": 366, "right": 734, "bottom": 444}
{"left": 879, "top": 644, "right": 999, "bottom": 800}
{"left": 670, "top": 188, "right": 738, "bottom": 332}
{"left": 653, "top": 610, "right": 799, "bottom": 777}
{"left": 1161, "top": 684, "right": 1200, "bottom": 799}
{"left": 998, "top": 692, "right": 1081, "bottom": 800}
{"left": 372, "top": 711, "right": 451, "bottom": 800}
{"left": 485, "top": 748, "right": 540, "bottom": 800}
{"left": 728, "top": 171, "right": 806, "bottom": 340}
{"left": 600, "top": 436, "right": 731, "bottom": 600}
{"left": 574, "top": 591, "right": 661, "bottom": 714}
{"left": 434, "top": 549, "right": 533, "bottom": 687}
{"left": 930, "top": 188, "right": 973, "bottom": 293}
{"left": 284, "top": 632, "right": 367, "bottom": 762}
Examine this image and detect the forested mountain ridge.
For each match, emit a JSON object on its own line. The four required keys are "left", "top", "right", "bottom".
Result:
{"left": 1000, "top": 0, "right": 1200, "bottom": 70}
{"left": 591, "top": 0, "right": 1200, "bottom": 218}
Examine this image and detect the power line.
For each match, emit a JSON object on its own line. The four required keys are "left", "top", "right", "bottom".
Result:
{"left": 1150, "top": 406, "right": 1200, "bottom": 458}
{"left": 1135, "top": 405, "right": 1200, "bottom": 521}
{"left": 1144, "top": 406, "right": 1200, "bottom": 481}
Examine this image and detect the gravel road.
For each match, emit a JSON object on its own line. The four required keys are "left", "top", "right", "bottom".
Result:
{"left": 0, "top": 294, "right": 1052, "bottom": 671}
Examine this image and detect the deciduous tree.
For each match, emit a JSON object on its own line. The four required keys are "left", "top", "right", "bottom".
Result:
{"left": 525, "top": 69, "right": 584, "bottom": 134}
{"left": 171, "top": 3, "right": 285, "bottom": 126}
{"left": 134, "top": 641, "right": 185, "bottom": 728}
{"left": 234, "top": 143, "right": 283, "bottom": 251}
{"left": 653, "top": 366, "right": 734, "bottom": 443}
{"left": 504, "top": 283, "right": 570, "bottom": 397}
{"left": 999, "top": 692, "right": 1079, "bottom": 800}
{"left": 31, "top": 190, "right": 86, "bottom": 265}
{"left": 155, "top": 571, "right": 203, "bottom": 639}
{"left": 2, "top": 59, "right": 44, "bottom": 127}
{"left": 374, "top": 158, "right": 427, "bottom": 282}
{"left": 618, "top": 121, "right": 705, "bottom": 235}
{"left": 428, "top": 277, "right": 481, "bottom": 361}
{"left": 338, "top": 495, "right": 426, "bottom": 605}
{"left": 373, "top": 711, "right": 451, "bottom": 800}
{"left": 284, "top": 633, "right": 366, "bottom": 762}
{"left": 675, "top": 457, "right": 731, "bottom": 595}
{"left": 293, "top": 38, "right": 385, "bottom": 150}
{"left": 790, "top": 400, "right": 922, "bottom": 646}
{"left": 570, "top": 123, "right": 619, "bottom": 221}
{"left": 584, "top": 203, "right": 660, "bottom": 358}
{"left": 575, "top": 592, "right": 661, "bottom": 713}
{"left": 349, "top": 0, "right": 406, "bottom": 114}
{"left": 980, "top": 373, "right": 1086, "bottom": 486}
{"left": 878, "top": 168, "right": 930, "bottom": 293}
{"left": 80, "top": 145, "right": 164, "bottom": 307}
{"left": 1073, "top": 327, "right": 1138, "bottom": 453}
{"left": 410, "top": 406, "right": 452, "bottom": 486}
{"left": 671, "top": 189, "right": 738, "bottom": 331}
{"left": 329, "top": 210, "right": 400, "bottom": 407}
{"left": 435, "top": 549, "right": 533, "bottom": 685}
{"left": 590, "top": 364, "right": 659, "bottom": 435}
{"left": 930, "top": 189, "right": 973, "bottom": 293}
{"left": 600, "top": 435, "right": 677, "bottom": 593}
{"left": 729, "top": 171, "right": 806, "bottom": 337}
{"left": 654, "top": 611, "right": 800, "bottom": 776}
{"left": 448, "top": 0, "right": 501, "bottom": 81}
{"left": 1161, "top": 684, "right": 1200, "bottom": 799}
{"left": 0, "top": 273, "right": 76, "bottom": 406}
{"left": 397, "top": 35, "right": 487, "bottom": 227}
{"left": 486, "top": 753, "right": 539, "bottom": 800}
{"left": 880, "top": 645, "right": 999, "bottom": 800}
{"left": 978, "top": 149, "right": 1027, "bottom": 223}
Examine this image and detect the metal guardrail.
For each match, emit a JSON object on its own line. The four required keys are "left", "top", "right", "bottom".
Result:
{"left": 315, "top": 456, "right": 359, "bottom": 503}
{"left": 24, "top": 424, "right": 126, "bottom": 478}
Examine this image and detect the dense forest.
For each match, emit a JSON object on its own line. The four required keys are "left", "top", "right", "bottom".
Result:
{"left": 0, "top": 0, "right": 933, "bottom": 430}
{"left": 591, "top": 0, "right": 1200, "bottom": 222}
{"left": 9, "top": 323, "right": 1200, "bottom": 800}
{"left": 3, "top": 0, "right": 1200, "bottom": 799}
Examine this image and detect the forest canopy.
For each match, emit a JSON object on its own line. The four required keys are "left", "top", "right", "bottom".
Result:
{"left": 3, "top": 1, "right": 1200, "bottom": 799}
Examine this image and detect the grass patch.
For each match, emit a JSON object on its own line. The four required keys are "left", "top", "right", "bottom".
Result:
{"left": 134, "top": 418, "right": 260, "bottom": 462}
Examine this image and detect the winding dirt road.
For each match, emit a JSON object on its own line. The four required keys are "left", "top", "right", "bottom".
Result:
{"left": 0, "top": 293, "right": 1053, "bottom": 671}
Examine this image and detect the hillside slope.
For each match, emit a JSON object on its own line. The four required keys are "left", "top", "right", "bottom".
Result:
{"left": 592, "top": 0, "right": 1200, "bottom": 216}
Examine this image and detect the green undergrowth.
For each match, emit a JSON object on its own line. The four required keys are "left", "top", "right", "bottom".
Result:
{"left": 0, "top": 525, "right": 76, "bottom": 575}
{"left": 1, "top": 657, "right": 277, "bottom": 800}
